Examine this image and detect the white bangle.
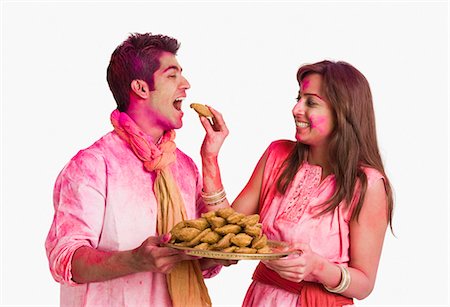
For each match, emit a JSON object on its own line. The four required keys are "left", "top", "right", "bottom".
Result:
{"left": 201, "top": 188, "right": 227, "bottom": 205}
{"left": 324, "top": 265, "right": 351, "bottom": 294}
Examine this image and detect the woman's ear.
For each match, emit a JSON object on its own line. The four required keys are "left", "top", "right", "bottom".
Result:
{"left": 130, "top": 80, "right": 149, "bottom": 99}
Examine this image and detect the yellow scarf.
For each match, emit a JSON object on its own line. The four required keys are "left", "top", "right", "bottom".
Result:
{"left": 111, "top": 110, "right": 211, "bottom": 307}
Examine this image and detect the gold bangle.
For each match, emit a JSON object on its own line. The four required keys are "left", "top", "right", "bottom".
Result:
{"left": 324, "top": 265, "right": 351, "bottom": 294}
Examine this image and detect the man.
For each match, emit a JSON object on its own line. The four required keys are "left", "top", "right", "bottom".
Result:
{"left": 45, "top": 33, "right": 230, "bottom": 307}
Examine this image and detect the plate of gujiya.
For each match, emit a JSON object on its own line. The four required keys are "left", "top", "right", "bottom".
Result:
{"left": 164, "top": 207, "right": 295, "bottom": 260}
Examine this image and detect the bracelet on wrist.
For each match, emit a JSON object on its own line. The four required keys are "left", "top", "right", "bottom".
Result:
{"left": 201, "top": 187, "right": 227, "bottom": 206}
{"left": 324, "top": 265, "right": 351, "bottom": 294}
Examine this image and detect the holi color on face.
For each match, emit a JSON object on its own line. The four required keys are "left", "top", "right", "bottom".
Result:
{"left": 301, "top": 79, "right": 310, "bottom": 91}
{"left": 309, "top": 115, "right": 328, "bottom": 135}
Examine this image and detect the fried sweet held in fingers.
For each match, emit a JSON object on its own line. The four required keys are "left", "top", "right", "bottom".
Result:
{"left": 190, "top": 103, "right": 213, "bottom": 117}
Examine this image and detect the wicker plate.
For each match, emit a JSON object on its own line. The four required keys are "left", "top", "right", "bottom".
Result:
{"left": 164, "top": 240, "right": 295, "bottom": 260}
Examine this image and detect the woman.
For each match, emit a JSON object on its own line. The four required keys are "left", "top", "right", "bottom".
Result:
{"left": 200, "top": 60, "right": 393, "bottom": 306}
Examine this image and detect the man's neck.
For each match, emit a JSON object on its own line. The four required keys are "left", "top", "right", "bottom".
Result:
{"left": 125, "top": 108, "right": 164, "bottom": 144}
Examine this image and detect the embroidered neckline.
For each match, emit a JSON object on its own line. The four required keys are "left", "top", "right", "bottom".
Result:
{"left": 278, "top": 162, "right": 326, "bottom": 223}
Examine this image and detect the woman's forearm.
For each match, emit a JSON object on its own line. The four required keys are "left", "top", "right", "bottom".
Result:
{"left": 201, "top": 156, "right": 223, "bottom": 193}
{"left": 312, "top": 258, "right": 374, "bottom": 300}
{"left": 201, "top": 155, "right": 231, "bottom": 209}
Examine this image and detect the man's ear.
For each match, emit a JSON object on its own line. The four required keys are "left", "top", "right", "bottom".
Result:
{"left": 130, "top": 80, "right": 149, "bottom": 99}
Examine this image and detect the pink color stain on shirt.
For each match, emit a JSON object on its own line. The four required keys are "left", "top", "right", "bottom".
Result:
{"left": 45, "top": 131, "right": 218, "bottom": 307}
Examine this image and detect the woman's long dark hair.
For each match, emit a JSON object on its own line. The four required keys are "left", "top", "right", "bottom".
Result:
{"left": 276, "top": 60, "right": 393, "bottom": 228}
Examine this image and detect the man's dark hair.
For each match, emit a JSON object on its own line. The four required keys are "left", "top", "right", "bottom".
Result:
{"left": 107, "top": 33, "right": 180, "bottom": 111}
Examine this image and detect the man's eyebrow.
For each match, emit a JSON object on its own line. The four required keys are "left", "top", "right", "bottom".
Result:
{"left": 162, "top": 65, "right": 182, "bottom": 73}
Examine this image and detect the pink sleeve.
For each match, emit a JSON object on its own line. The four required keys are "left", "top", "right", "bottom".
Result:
{"left": 45, "top": 150, "right": 106, "bottom": 285}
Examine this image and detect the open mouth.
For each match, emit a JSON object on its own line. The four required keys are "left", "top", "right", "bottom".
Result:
{"left": 295, "top": 121, "right": 310, "bottom": 128}
{"left": 173, "top": 97, "right": 184, "bottom": 111}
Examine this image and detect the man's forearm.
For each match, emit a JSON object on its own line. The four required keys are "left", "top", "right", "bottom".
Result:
{"left": 71, "top": 246, "right": 138, "bottom": 284}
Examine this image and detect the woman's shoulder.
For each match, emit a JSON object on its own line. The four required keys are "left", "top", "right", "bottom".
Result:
{"left": 360, "top": 166, "right": 385, "bottom": 186}
{"left": 266, "top": 139, "right": 296, "bottom": 157}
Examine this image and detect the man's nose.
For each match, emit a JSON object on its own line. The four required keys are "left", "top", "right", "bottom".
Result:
{"left": 180, "top": 76, "right": 190, "bottom": 90}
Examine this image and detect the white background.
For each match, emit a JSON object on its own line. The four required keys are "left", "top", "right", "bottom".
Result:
{"left": 1, "top": 1, "right": 449, "bottom": 306}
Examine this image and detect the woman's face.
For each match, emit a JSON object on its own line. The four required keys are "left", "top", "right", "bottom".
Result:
{"left": 292, "top": 73, "right": 335, "bottom": 148}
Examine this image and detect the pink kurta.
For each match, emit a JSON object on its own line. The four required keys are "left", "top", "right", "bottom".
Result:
{"left": 45, "top": 131, "right": 212, "bottom": 306}
{"left": 243, "top": 140, "right": 384, "bottom": 306}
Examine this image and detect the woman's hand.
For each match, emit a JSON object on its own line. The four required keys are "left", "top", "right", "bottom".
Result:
{"left": 262, "top": 242, "right": 321, "bottom": 283}
{"left": 199, "top": 106, "right": 229, "bottom": 159}
{"left": 199, "top": 106, "right": 230, "bottom": 196}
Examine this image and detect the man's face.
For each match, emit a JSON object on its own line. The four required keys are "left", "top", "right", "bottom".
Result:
{"left": 144, "top": 52, "right": 190, "bottom": 131}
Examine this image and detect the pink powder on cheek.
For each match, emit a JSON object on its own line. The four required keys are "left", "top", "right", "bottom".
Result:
{"left": 309, "top": 115, "right": 328, "bottom": 134}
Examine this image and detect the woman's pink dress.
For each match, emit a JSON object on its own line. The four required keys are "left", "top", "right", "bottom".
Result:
{"left": 243, "top": 140, "right": 384, "bottom": 306}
